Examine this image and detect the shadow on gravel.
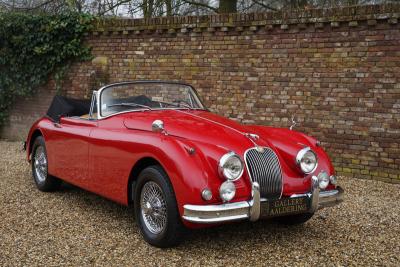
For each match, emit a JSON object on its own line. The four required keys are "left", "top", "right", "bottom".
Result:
{"left": 54, "top": 180, "right": 318, "bottom": 251}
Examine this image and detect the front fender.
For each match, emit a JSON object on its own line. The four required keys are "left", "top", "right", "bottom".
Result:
{"left": 145, "top": 135, "right": 253, "bottom": 227}
{"left": 26, "top": 117, "right": 49, "bottom": 161}
{"left": 247, "top": 125, "right": 336, "bottom": 194}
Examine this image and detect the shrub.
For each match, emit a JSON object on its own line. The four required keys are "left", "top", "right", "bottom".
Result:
{"left": 0, "top": 12, "right": 92, "bottom": 125}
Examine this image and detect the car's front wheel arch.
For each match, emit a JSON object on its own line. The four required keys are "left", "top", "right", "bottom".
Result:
{"left": 28, "top": 129, "right": 44, "bottom": 160}
{"left": 127, "top": 157, "right": 164, "bottom": 206}
{"left": 31, "top": 135, "right": 61, "bottom": 192}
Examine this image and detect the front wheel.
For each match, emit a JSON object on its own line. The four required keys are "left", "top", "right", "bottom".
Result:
{"left": 134, "top": 166, "right": 185, "bottom": 248}
{"left": 31, "top": 136, "right": 61, "bottom": 192}
{"left": 273, "top": 212, "right": 314, "bottom": 225}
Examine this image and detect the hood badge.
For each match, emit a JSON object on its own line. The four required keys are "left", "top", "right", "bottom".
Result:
{"left": 290, "top": 115, "right": 298, "bottom": 131}
{"left": 245, "top": 133, "right": 265, "bottom": 153}
{"left": 256, "top": 146, "right": 265, "bottom": 153}
{"left": 248, "top": 133, "right": 259, "bottom": 140}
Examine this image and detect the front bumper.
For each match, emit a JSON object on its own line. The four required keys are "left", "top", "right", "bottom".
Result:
{"left": 182, "top": 177, "right": 344, "bottom": 224}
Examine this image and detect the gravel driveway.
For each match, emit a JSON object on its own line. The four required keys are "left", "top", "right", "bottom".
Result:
{"left": 0, "top": 141, "right": 399, "bottom": 266}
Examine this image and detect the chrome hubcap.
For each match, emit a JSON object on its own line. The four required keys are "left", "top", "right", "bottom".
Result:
{"left": 34, "top": 146, "right": 47, "bottom": 183}
{"left": 140, "top": 181, "right": 167, "bottom": 234}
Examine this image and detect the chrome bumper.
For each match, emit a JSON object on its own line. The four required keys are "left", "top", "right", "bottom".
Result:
{"left": 182, "top": 178, "right": 344, "bottom": 224}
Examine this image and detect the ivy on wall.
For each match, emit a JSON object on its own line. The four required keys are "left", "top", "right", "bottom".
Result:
{"left": 0, "top": 12, "right": 93, "bottom": 126}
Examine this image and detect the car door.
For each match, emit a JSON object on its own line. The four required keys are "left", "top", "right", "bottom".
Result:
{"left": 46, "top": 117, "right": 97, "bottom": 187}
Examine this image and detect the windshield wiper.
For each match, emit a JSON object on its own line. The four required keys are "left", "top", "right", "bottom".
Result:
{"left": 157, "top": 100, "right": 192, "bottom": 110}
{"left": 107, "top": 102, "right": 152, "bottom": 111}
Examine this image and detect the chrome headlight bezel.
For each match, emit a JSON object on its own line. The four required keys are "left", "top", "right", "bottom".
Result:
{"left": 218, "top": 151, "right": 244, "bottom": 181}
{"left": 296, "top": 147, "right": 318, "bottom": 174}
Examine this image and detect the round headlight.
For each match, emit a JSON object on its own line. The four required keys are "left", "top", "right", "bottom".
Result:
{"left": 318, "top": 171, "right": 330, "bottom": 189}
{"left": 296, "top": 147, "right": 318, "bottom": 174}
{"left": 218, "top": 151, "right": 244, "bottom": 181}
{"left": 219, "top": 181, "right": 236, "bottom": 202}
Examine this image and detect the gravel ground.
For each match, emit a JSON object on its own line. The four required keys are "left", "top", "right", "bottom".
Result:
{"left": 0, "top": 140, "right": 399, "bottom": 266}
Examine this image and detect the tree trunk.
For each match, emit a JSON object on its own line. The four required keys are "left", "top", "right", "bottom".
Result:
{"left": 165, "top": 0, "right": 172, "bottom": 16}
{"left": 143, "top": 0, "right": 149, "bottom": 17}
{"left": 148, "top": 0, "right": 154, "bottom": 17}
{"left": 219, "top": 0, "right": 237, "bottom": 13}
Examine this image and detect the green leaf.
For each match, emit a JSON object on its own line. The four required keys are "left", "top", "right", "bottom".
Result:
{"left": 0, "top": 11, "right": 93, "bottom": 126}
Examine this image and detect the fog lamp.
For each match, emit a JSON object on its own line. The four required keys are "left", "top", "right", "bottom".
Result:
{"left": 318, "top": 171, "right": 329, "bottom": 189}
{"left": 330, "top": 175, "right": 337, "bottom": 185}
{"left": 219, "top": 181, "right": 236, "bottom": 202}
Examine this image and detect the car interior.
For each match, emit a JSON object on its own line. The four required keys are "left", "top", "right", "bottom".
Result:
{"left": 46, "top": 94, "right": 170, "bottom": 121}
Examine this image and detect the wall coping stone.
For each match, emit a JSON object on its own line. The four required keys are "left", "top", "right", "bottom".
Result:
{"left": 92, "top": 4, "right": 400, "bottom": 35}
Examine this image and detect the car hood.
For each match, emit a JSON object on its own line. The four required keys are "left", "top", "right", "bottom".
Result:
{"left": 123, "top": 110, "right": 252, "bottom": 152}
{"left": 122, "top": 109, "right": 308, "bottom": 156}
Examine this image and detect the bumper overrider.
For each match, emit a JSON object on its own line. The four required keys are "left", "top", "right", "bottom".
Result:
{"left": 182, "top": 176, "right": 344, "bottom": 224}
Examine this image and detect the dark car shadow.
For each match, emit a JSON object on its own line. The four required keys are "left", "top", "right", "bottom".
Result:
{"left": 53, "top": 181, "right": 136, "bottom": 224}
{"left": 50, "top": 181, "right": 322, "bottom": 251}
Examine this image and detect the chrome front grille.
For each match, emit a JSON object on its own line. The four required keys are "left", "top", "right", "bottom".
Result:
{"left": 244, "top": 147, "right": 283, "bottom": 199}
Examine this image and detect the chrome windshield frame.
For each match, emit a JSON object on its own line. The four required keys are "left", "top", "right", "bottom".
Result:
{"left": 95, "top": 81, "right": 206, "bottom": 120}
{"left": 89, "top": 90, "right": 98, "bottom": 120}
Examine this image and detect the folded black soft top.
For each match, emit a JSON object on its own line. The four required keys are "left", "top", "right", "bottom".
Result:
{"left": 46, "top": 95, "right": 91, "bottom": 121}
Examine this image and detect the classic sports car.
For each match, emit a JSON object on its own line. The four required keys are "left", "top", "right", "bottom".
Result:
{"left": 26, "top": 81, "right": 343, "bottom": 247}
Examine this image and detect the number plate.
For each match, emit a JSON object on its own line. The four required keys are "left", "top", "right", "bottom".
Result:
{"left": 266, "top": 197, "right": 309, "bottom": 217}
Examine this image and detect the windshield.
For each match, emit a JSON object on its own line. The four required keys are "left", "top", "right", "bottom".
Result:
{"left": 99, "top": 82, "right": 205, "bottom": 117}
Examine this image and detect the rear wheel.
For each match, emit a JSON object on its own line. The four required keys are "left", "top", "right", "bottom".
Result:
{"left": 31, "top": 136, "right": 61, "bottom": 192}
{"left": 134, "top": 166, "right": 185, "bottom": 247}
{"left": 273, "top": 213, "right": 314, "bottom": 225}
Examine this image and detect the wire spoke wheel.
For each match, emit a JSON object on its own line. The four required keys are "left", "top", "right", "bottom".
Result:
{"left": 33, "top": 146, "right": 47, "bottom": 183}
{"left": 140, "top": 181, "right": 168, "bottom": 234}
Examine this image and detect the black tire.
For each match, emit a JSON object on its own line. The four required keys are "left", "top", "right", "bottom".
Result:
{"left": 273, "top": 212, "right": 314, "bottom": 225}
{"left": 134, "top": 165, "right": 185, "bottom": 248}
{"left": 31, "top": 136, "right": 61, "bottom": 192}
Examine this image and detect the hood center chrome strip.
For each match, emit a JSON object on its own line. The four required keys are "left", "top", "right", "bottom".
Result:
{"left": 174, "top": 110, "right": 264, "bottom": 150}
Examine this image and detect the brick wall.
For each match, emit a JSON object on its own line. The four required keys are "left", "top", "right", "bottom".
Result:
{"left": 2, "top": 4, "right": 399, "bottom": 183}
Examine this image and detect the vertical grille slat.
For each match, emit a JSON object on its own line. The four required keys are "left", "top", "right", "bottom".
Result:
{"left": 245, "top": 147, "right": 283, "bottom": 199}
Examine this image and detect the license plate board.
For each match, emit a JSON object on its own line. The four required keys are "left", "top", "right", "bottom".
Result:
{"left": 266, "top": 197, "right": 309, "bottom": 217}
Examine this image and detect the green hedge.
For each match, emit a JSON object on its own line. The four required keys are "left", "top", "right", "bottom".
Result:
{"left": 0, "top": 12, "right": 93, "bottom": 126}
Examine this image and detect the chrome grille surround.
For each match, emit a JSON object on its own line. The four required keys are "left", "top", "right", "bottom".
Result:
{"left": 244, "top": 147, "right": 283, "bottom": 199}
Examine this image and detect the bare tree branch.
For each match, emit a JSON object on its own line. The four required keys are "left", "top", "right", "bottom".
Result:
{"left": 182, "top": 0, "right": 218, "bottom": 12}
{"left": 98, "top": 0, "right": 132, "bottom": 15}
{"left": 252, "top": 0, "right": 278, "bottom": 11}
{"left": 0, "top": 0, "right": 58, "bottom": 10}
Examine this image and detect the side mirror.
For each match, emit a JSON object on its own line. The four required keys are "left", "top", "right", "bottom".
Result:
{"left": 152, "top": 120, "right": 164, "bottom": 133}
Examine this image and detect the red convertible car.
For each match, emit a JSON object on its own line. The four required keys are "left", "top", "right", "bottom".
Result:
{"left": 26, "top": 81, "right": 343, "bottom": 247}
